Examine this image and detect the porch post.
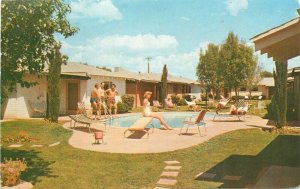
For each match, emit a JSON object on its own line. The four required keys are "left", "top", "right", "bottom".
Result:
{"left": 272, "top": 59, "right": 288, "bottom": 128}
{"left": 135, "top": 81, "right": 138, "bottom": 108}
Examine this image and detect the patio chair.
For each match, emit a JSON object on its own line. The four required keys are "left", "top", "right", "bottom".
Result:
{"left": 165, "top": 98, "right": 179, "bottom": 111}
{"left": 69, "top": 114, "right": 106, "bottom": 133}
{"left": 213, "top": 100, "right": 248, "bottom": 121}
{"left": 123, "top": 117, "right": 154, "bottom": 138}
{"left": 179, "top": 110, "right": 207, "bottom": 136}
{"left": 153, "top": 100, "right": 163, "bottom": 111}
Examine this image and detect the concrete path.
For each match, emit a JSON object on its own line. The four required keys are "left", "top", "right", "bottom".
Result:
{"left": 63, "top": 114, "right": 268, "bottom": 154}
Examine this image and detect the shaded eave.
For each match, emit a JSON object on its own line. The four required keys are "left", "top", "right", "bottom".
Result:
{"left": 250, "top": 16, "right": 300, "bottom": 62}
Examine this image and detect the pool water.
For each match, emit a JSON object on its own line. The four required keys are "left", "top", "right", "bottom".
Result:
{"left": 106, "top": 112, "right": 214, "bottom": 128}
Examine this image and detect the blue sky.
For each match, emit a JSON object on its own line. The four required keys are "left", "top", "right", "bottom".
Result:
{"left": 58, "top": 0, "right": 300, "bottom": 80}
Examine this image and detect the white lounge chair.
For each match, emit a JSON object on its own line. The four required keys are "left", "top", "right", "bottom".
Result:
{"left": 124, "top": 117, "right": 154, "bottom": 138}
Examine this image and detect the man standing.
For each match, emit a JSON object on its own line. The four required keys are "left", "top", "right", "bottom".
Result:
{"left": 90, "top": 83, "right": 101, "bottom": 119}
{"left": 98, "top": 82, "right": 107, "bottom": 118}
{"left": 106, "top": 84, "right": 118, "bottom": 115}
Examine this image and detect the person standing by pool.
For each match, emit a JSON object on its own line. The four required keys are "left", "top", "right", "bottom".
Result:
{"left": 97, "top": 82, "right": 107, "bottom": 118}
{"left": 143, "top": 91, "right": 173, "bottom": 130}
{"left": 106, "top": 84, "right": 118, "bottom": 115}
{"left": 90, "top": 83, "right": 101, "bottom": 119}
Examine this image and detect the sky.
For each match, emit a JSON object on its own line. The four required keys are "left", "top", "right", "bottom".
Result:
{"left": 57, "top": 0, "right": 300, "bottom": 80}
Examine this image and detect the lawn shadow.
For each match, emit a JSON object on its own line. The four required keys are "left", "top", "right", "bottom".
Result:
{"left": 1, "top": 148, "right": 57, "bottom": 184}
{"left": 195, "top": 135, "right": 300, "bottom": 188}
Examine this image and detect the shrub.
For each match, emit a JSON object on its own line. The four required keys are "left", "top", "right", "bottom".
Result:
{"left": 117, "top": 102, "right": 129, "bottom": 114}
{"left": 121, "top": 95, "right": 134, "bottom": 110}
{"left": 1, "top": 131, "right": 35, "bottom": 144}
{"left": 178, "top": 98, "right": 187, "bottom": 106}
{"left": 171, "top": 95, "right": 180, "bottom": 105}
{"left": 1, "top": 158, "right": 27, "bottom": 186}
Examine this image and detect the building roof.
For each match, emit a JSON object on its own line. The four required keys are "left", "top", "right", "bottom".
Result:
{"left": 61, "top": 62, "right": 199, "bottom": 84}
{"left": 250, "top": 10, "right": 300, "bottom": 62}
{"left": 257, "top": 77, "right": 275, "bottom": 87}
{"left": 114, "top": 69, "right": 199, "bottom": 84}
{"left": 61, "top": 62, "right": 121, "bottom": 78}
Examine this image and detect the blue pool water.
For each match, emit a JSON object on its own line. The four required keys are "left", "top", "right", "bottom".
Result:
{"left": 106, "top": 112, "right": 214, "bottom": 128}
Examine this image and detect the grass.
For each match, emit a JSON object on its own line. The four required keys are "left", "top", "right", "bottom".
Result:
{"left": 1, "top": 119, "right": 299, "bottom": 188}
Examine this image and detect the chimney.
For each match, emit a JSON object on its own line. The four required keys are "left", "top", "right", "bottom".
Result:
{"left": 114, "top": 67, "right": 124, "bottom": 72}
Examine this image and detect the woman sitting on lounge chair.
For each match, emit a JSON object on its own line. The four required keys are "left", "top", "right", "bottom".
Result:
{"left": 228, "top": 104, "right": 248, "bottom": 115}
{"left": 143, "top": 91, "right": 173, "bottom": 130}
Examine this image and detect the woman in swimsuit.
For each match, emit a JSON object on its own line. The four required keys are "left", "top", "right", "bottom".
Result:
{"left": 143, "top": 91, "right": 172, "bottom": 130}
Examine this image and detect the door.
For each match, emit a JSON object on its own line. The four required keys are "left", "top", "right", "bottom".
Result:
{"left": 66, "top": 81, "right": 80, "bottom": 114}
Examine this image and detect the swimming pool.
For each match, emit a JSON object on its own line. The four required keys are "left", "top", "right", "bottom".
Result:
{"left": 106, "top": 112, "right": 214, "bottom": 128}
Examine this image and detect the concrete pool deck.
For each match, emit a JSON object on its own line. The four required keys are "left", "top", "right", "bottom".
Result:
{"left": 62, "top": 114, "right": 269, "bottom": 154}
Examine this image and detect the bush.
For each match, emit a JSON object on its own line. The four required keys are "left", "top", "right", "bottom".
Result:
{"left": 1, "top": 158, "right": 27, "bottom": 186}
{"left": 171, "top": 95, "right": 180, "bottom": 105}
{"left": 121, "top": 95, "right": 134, "bottom": 110}
{"left": 178, "top": 98, "right": 187, "bottom": 106}
{"left": 117, "top": 102, "right": 129, "bottom": 114}
{"left": 182, "top": 94, "right": 192, "bottom": 102}
{"left": 1, "top": 131, "right": 35, "bottom": 144}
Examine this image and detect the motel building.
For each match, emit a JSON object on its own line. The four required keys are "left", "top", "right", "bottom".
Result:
{"left": 1, "top": 62, "right": 200, "bottom": 119}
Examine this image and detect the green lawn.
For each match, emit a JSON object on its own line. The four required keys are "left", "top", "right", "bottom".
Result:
{"left": 1, "top": 120, "right": 299, "bottom": 189}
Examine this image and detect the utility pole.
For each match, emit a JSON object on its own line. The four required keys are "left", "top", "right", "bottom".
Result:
{"left": 145, "top": 57, "right": 152, "bottom": 73}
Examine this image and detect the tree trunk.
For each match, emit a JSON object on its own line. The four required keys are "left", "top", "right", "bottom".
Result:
{"left": 272, "top": 60, "right": 287, "bottom": 128}
{"left": 47, "top": 45, "right": 63, "bottom": 122}
{"left": 205, "top": 87, "right": 208, "bottom": 110}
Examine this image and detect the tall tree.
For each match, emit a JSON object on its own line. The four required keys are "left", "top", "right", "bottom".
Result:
{"left": 160, "top": 65, "right": 168, "bottom": 108}
{"left": 1, "top": 0, "right": 78, "bottom": 121}
{"left": 271, "top": 61, "right": 287, "bottom": 128}
{"left": 196, "top": 43, "right": 223, "bottom": 100}
{"left": 260, "top": 70, "right": 273, "bottom": 77}
{"left": 219, "top": 32, "right": 252, "bottom": 99}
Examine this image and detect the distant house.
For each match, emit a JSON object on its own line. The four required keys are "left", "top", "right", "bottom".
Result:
{"left": 257, "top": 77, "right": 275, "bottom": 99}
{"left": 2, "top": 62, "right": 200, "bottom": 119}
{"left": 228, "top": 77, "right": 275, "bottom": 99}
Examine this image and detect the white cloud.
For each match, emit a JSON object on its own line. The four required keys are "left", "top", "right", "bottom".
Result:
{"left": 225, "top": 0, "right": 248, "bottom": 16}
{"left": 60, "top": 38, "right": 206, "bottom": 80}
{"left": 91, "top": 34, "right": 178, "bottom": 52}
{"left": 70, "top": 0, "right": 122, "bottom": 22}
{"left": 180, "top": 16, "right": 190, "bottom": 21}
{"left": 298, "top": 0, "right": 300, "bottom": 6}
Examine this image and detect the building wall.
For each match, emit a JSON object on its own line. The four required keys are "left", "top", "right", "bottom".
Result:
{"left": 3, "top": 75, "right": 47, "bottom": 119}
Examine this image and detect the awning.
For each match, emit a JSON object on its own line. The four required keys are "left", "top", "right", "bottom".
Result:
{"left": 61, "top": 72, "right": 91, "bottom": 80}
{"left": 251, "top": 11, "right": 300, "bottom": 62}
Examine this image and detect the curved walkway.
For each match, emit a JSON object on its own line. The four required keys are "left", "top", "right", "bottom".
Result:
{"left": 63, "top": 114, "right": 268, "bottom": 154}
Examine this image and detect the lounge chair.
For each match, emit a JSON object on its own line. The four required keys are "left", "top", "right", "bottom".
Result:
{"left": 153, "top": 100, "right": 163, "bottom": 111}
{"left": 69, "top": 114, "right": 106, "bottom": 133}
{"left": 124, "top": 117, "right": 154, "bottom": 138}
{"left": 213, "top": 100, "right": 248, "bottom": 121}
{"left": 179, "top": 110, "right": 207, "bottom": 136}
{"left": 165, "top": 98, "right": 179, "bottom": 110}
{"left": 185, "top": 99, "right": 196, "bottom": 110}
